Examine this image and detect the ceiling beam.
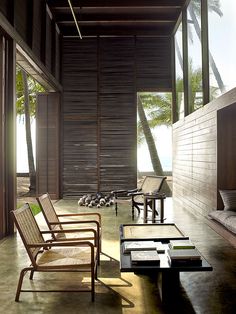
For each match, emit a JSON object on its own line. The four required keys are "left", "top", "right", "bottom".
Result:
{"left": 61, "top": 24, "right": 172, "bottom": 37}
{"left": 47, "top": 0, "right": 185, "bottom": 9}
{"left": 54, "top": 12, "right": 179, "bottom": 23}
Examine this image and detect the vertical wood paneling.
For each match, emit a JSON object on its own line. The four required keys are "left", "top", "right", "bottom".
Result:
{"left": 173, "top": 88, "right": 236, "bottom": 217}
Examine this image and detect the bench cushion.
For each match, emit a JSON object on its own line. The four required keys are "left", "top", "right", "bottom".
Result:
{"left": 208, "top": 210, "right": 236, "bottom": 234}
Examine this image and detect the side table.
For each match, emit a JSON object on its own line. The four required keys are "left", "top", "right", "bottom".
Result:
{"left": 143, "top": 193, "right": 166, "bottom": 223}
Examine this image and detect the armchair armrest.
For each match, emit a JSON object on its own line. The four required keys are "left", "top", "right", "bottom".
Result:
{"left": 41, "top": 228, "right": 98, "bottom": 246}
{"left": 28, "top": 240, "right": 95, "bottom": 249}
{"left": 112, "top": 188, "right": 140, "bottom": 196}
{"left": 41, "top": 228, "right": 97, "bottom": 238}
{"left": 127, "top": 191, "right": 143, "bottom": 197}
{"left": 57, "top": 213, "right": 101, "bottom": 225}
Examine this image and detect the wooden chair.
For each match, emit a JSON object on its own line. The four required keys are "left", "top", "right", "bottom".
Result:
{"left": 36, "top": 193, "right": 102, "bottom": 262}
{"left": 11, "top": 203, "right": 98, "bottom": 302}
{"left": 112, "top": 175, "right": 167, "bottom": 219}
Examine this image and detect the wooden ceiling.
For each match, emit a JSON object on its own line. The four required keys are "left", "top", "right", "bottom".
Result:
{"left": 46, "top": 0, "right": 187, "bottom": 37}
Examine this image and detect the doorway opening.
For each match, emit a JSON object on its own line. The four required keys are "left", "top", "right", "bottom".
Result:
{"left": 16, "top": 65, "right": 45, "bottom": 198}
{"left": 137, "top": 92, "right": 172, "bottom": 194}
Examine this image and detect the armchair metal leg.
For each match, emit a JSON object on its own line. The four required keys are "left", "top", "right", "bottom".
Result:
{"left": 131, "top": 197, "right": 135, "bottom": 220}
{"left": 115, "top": 201, "right": 118, "bottom": 216}
{"left": 15, "top": 267, "right": 31, "bottom": 302}
{"left": 29, "top": 270, "right": 34, "bottom": 280}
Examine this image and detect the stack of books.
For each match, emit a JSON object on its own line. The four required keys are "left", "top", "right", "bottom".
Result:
{"left": 123, "top": 241, "right": 165, "bottom": 254}
{"left": 167, "top": 248, "right": 202, "bottom": 266}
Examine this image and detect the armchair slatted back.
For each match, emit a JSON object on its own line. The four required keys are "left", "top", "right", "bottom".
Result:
{"left": 141, "top": 176, "right": 166, "bottom": 193}
{"left": 135, "top": 175, "right": 166, "bottom": 203}
{"left": 11, "top": 203, "right": 45, "bottom": 264}
{"left": 37, "top": 193, "right": 66, "bottom": 240}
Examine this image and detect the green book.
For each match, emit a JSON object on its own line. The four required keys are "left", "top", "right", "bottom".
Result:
{"left": 168, "top": 239, "right": 195, "bottom": 250}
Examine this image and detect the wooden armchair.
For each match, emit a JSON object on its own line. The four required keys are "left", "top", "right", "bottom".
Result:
{"left": 36, "top": 193, "right": 102, "bottom": 262}
{"left": 112, "top": 175, "right": 166, "bottom": 219}
{"left": 11, "top": 203, "right": 98, "bottom": 302}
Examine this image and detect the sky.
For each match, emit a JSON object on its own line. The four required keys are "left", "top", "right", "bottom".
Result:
{"left": 137, "top": 125, "right": 172, "bottom": 172}
{"left": 17, "top": 118, "right": 36, "bottom": 173}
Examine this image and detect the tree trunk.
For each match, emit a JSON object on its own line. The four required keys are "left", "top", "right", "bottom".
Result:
{"left": 22, "top": 70, "right": 36, "bottom": 194}
{"left": 137, "top": 95, "right": 171, "bottom": 196}
{"left": 188, "top": 4, "right": 225, "bottom": 93}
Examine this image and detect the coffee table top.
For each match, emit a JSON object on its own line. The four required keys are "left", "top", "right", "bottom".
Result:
{"left": 120, "top": 223, "right": 188, "bottom": 242}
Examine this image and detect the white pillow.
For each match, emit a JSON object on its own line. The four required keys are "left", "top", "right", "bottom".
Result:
{"left": 219, "top": 190, "right": 236, "bottom": 211}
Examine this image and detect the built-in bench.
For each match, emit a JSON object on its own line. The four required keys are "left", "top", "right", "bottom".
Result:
{"left": 207, "top": 190, "right": 236, "bottom": 248}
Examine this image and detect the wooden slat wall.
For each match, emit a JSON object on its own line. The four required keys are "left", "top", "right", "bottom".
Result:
{"left": 62, "top": 37, "right": 171, "bottom": 197}
{"left": 173, "top": 88, "right": 236, "bottom": 217}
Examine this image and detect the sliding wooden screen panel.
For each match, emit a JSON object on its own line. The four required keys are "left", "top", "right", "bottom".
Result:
{"left": 99, "top": 37, "right": 137, "bottom": 191}
{"left": 36, "top": 93, "right": 60, "bottom": 199}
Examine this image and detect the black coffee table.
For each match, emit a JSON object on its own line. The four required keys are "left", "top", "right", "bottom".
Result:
{"left": 119, "top": 223, "right": 213, "bottom": 303}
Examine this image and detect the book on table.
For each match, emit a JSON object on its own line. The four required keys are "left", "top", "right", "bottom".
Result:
{"left": 131, "top": 250, "right": 160, "bottom": 265}
{"left": 168, "top": 239, "right": 195, "bottom": 250}
{"left": 123, "top": 241, "right": 165, "bottom": 254}
{"left": 167, "top": 248, "right": 202, "bottom": 266}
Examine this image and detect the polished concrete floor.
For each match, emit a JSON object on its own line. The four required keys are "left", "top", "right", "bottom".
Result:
{"left": 0, "top": 198, "right": 236, "bottom": 314}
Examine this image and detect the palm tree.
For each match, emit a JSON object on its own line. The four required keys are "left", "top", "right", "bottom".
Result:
{"left": 175, "top": 0, "right": 224, "bottom": 96}
{"left": 137, "top": 93, "right": 172, "bottom": 196}
{"left": 188, "top": 0, "right": 225, "bottom": 93}
{"left": 16, "top": 67, "right": 44, "bottom": 194}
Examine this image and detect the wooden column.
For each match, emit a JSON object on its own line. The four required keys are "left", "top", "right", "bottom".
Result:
{"left": 5, "top": 37, "right": 16, "bottom": 235}
{"left": 0, "top": 35, "right": 6, "bottom": 239}
{"left": 0, "top": 34, "right": 16, "bottom": 238}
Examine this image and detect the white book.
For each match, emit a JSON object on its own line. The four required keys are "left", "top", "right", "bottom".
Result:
{"left": 123, "top": 241, "right": 165, "bottom": 253}
{"left": 131, "top": 250, "right": 160, "bottom": 265}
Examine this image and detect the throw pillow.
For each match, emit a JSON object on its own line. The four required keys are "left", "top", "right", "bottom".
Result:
{"left": 219, "top": 190, "right": 236, "bottom": 211}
